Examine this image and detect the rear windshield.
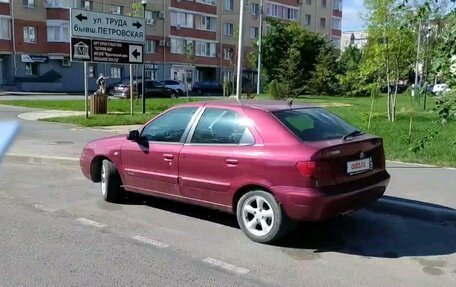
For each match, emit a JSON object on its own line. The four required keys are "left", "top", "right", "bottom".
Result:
{"left": 273, "top": 108, "right": 358, "bottom": 142}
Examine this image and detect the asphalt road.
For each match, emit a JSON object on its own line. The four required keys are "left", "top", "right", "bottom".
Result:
{"left": 0, "top": 162, "right": 455, "bottom": 286}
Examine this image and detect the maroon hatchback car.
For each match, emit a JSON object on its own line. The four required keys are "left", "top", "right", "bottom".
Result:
{"left": 80, "top": 100, "right": 390, "bottom": 243}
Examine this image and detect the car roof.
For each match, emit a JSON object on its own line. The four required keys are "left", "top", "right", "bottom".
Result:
{"left": 177, "top": 99, "right": 319, "bottom": 112}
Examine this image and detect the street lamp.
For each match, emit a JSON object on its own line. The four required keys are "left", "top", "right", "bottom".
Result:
{"left": 256, "top": 0, "right": 264, "bottom": 95}
{"left": 141, "top": 0, "right": 147, "bottom": 114}
{"left": 235, "top": 0, "right": 246, "bottom": 99}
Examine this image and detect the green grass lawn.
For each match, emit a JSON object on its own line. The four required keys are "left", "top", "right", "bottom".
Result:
{"left": 1, "top": 94, "right": 455, "bottom": 167}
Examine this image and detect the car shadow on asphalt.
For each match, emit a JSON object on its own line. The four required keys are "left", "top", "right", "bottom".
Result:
{"left": 122, "top": 192, "right": 456, "bottom": 258}
{"left": 277, "top": 209, "right": 456, "bottom": 258}
{"left": 123, "top": 192, "right": 240, "bottom": 229}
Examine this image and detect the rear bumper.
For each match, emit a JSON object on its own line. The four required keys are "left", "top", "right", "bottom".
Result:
{"left": 274, "top": 172, "right": 390, "bottom": 221}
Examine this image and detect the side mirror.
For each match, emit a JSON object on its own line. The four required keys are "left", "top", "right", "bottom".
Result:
{"left": 127, "top": 130, "right": 140, "bottom": 141}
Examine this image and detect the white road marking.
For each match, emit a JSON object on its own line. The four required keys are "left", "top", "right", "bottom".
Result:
{"left": 203, "top": 257, "right": 250, "bottom": 275}
{"left": 76, "top": 217, "right": 106, "bottom": 228}
{"left": 132, "top": 235, "right": 169, "bottom": 248}
{"left": 33, "top": 204, "right": 56, "bottom": 213}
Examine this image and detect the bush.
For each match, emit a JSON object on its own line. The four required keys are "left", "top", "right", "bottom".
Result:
{"left": 269, "top": 80, "right": 290, "bottom": 100}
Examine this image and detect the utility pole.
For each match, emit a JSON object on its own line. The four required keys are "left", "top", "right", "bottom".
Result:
{"left": 256, "top": 0, "right": 264, "bottom": 95}
{"left": 414, "top": 19, "right": 421, "bottom": 101}
{"left": 235, "top": 0, "right": 246, "bottom": 99}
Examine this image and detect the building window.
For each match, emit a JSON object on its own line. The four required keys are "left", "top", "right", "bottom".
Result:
{"left": 333, "top": 0, "right": 342, "bottom": 11}
{"left": 306, "top": 0, "right": 311, "bottom": 5}
{"left": 170, "top": 12, "right": 194, "bottom": 29}
{"left": 266, "top": 4, "right": 297, "bottom": 20}
{"left": 170, "top": 38, "right": 185, "bottom": 54}
{"left": 23, "top": 26, "right": 37, "bottom": 43}
{"left": 304, "top": 14, "right": 311, "bottom": 26}
{"left": 25, "top": 63, "right": 39, "bottom": 76}
{"left": 195, "top": 41, "right": 216, "bottom": 57}
{"left": 251, "top": 3, "right": 259, "bottom": 16}
{"left": 287, "top": 8, "right": 297, "bottom": 20}
{"left": 331, "top": 37, "right": 341, "bottom": 49}
{"left": 225, "top": 0, "right": 233, "bottom": 11}
{"left": 88, "top": 64, "right": 95, "bottom": 78}
{"left": 196, "top": 16, "right": 216, "bottom": 31}
{"left": 332, "top": 17, "right": 341, "bottom": 30}
{"left": 81, "top": 0, "right": 92, "bottom": 10}
{"left": 110, "top": 5, "right": 123, "bottom": 15}
{"left": 145, "top": 40, "right": 157, "bottom": 54}
{"left": 23, "top": 0, "right": 36, "bottom": 8}
{"left": 44, "top": 0, "right": 76, "bottom": 8}
{"left": 47, "top": 21, "right": 69, "bottom": 42}
{"left": 320, "top": 18, "right": 326, "bottom": 28}
{"left": 321, "top": 0, "right": 326, "bottom": 8}
{"left": 110, "top": 66, "right": 122, "bottom": 79}
{"left": 250, "top": 27, "right": 258, "bottom": 39}
{"left": 145, "top": 70, "right": 157, "bottom": 80}
{"left": 0, "top": 17, "right": 11, "bottom": 40}
{"left": 223, "top": 48, "right": 233, "bottom": 60}
{"left": 145, "top": 10, "right": 154, "bottom": 25}
{"left": 196, "top": 0, "right": 216, "bottom": 5}
{"left": 223, "top": 23, "right": 233, "bottom": 36}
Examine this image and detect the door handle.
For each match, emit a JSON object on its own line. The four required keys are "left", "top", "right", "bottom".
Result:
{"left": 225, "top": 159, "right": 238, "bottom": 166}
{"left": 163, "top": 153, "right": 174, "bottom": 161}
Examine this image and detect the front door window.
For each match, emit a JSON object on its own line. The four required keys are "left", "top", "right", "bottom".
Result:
{"left": 141, "top": 107, "right": 198, "bottom": 142}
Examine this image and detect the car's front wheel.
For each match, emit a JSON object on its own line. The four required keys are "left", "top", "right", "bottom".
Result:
{"left": 236, "top": 190, "right": 293, "bottom": 243}
{"left": 101, "top": 160, "right": 124, "bottom": 203}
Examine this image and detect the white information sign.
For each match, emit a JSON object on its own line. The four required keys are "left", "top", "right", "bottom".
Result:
{"left": 70, "top": 8, "right": 145, "bottom": 43}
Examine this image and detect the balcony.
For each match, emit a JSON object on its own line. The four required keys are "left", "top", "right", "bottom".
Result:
{"left": 44, "top": 0, "right": 77, "bottom": 9}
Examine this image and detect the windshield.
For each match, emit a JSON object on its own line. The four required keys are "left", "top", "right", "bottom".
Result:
{"left": 273, "top": 108, "right": 359, "bottom": 142}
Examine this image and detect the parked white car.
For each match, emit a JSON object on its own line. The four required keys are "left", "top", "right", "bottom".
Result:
{"left": 160, "top": 80, "right": 187, "bottom": 96}
{"left": 432, "top": 84, "right": 451, "bottom": 95}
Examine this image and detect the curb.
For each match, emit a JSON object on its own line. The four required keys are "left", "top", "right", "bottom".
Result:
{"left": 4, "top": 153, "right": 79, "bottom": 166}
{"left": 368, "top": 196, "right": 456, "bottom": 224}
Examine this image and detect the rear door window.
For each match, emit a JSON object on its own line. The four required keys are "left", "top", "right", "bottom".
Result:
{"left": 273, "top": 108, "right": 358, "bottom": 142}
{"left": 190, "top": 108, "right": 255, "bottom": 145}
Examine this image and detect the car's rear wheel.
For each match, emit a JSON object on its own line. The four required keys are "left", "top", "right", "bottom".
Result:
{"left": 101, "top": 160, "right": 124, "bottom": 203}
{"left": 237, "top": 190, "right": 293, "bottom": 243}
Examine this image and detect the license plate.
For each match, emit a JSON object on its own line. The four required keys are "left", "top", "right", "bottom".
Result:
{"left": 347, "top": 158, "right": 372, "bottom": 175}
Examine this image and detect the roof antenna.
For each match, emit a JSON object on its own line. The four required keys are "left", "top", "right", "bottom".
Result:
{"left": 288, "top": 93, "right": 299, "bottom": 107}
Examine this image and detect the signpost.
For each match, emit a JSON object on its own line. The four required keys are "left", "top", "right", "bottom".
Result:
{"left": 70, "top": 8, "right": 145, "bottom": 118}
{"left": 71, "top": 37, "right": 143, "bottom": 65}
{"left": 70, "top": 9, "right": 145, "bottom": 43}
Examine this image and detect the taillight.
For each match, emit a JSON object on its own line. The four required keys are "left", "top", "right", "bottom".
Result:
{"left": 296, "top": 161, "right": 335, "bottom": 187}
{"left": 296, "top": 161, "right": 316, "bottom": 177}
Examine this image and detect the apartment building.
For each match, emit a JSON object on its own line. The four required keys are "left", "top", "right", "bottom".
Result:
{"left": 341, "top": 30, "right": 368, "bottom": 51}
{"left": 0, "top": 0, "right": 342, "bottom": 92}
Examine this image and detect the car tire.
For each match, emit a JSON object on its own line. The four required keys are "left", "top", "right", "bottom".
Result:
{"left": 101, "top": 160, "right": 124, "bottom": 203}
{"left": 197, "top": 89, "right": 202, "bottom": 95}
{"left": 170, "top": 92, "right": 178, "bottom": 98}
{"left": 237, "top": 190, "right": 293, "bottom": 244}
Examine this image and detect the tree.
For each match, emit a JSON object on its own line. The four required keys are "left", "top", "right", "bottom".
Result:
{"left": 337, "top": 46, "right": 374, "bottom": 97}
{"left": 253, "top": 19, "right": 329, "bottom": 90}
{"left": 364, "top": 0, "right": 416, "bottom": 122}
{"left": 183, "top": 41, "right": 195, "bottom": 99}
{"left": 308, "top": 47, "right": 340, "bottom": 95}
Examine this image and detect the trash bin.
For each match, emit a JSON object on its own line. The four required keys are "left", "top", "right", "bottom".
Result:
{"left": 90, "top": 93, "right": 108, "bottom": 114}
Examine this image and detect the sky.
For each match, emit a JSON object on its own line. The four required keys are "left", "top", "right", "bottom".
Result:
{"left": 342, "top": 0, "right": 366, "bottom": 32}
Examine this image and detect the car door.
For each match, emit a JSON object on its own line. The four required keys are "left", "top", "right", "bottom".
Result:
{"left": 120, "top": 107, "right": 200, "bottom": 196}
{"left": 178, "top": 108, "right": 257, "bottom": 207}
